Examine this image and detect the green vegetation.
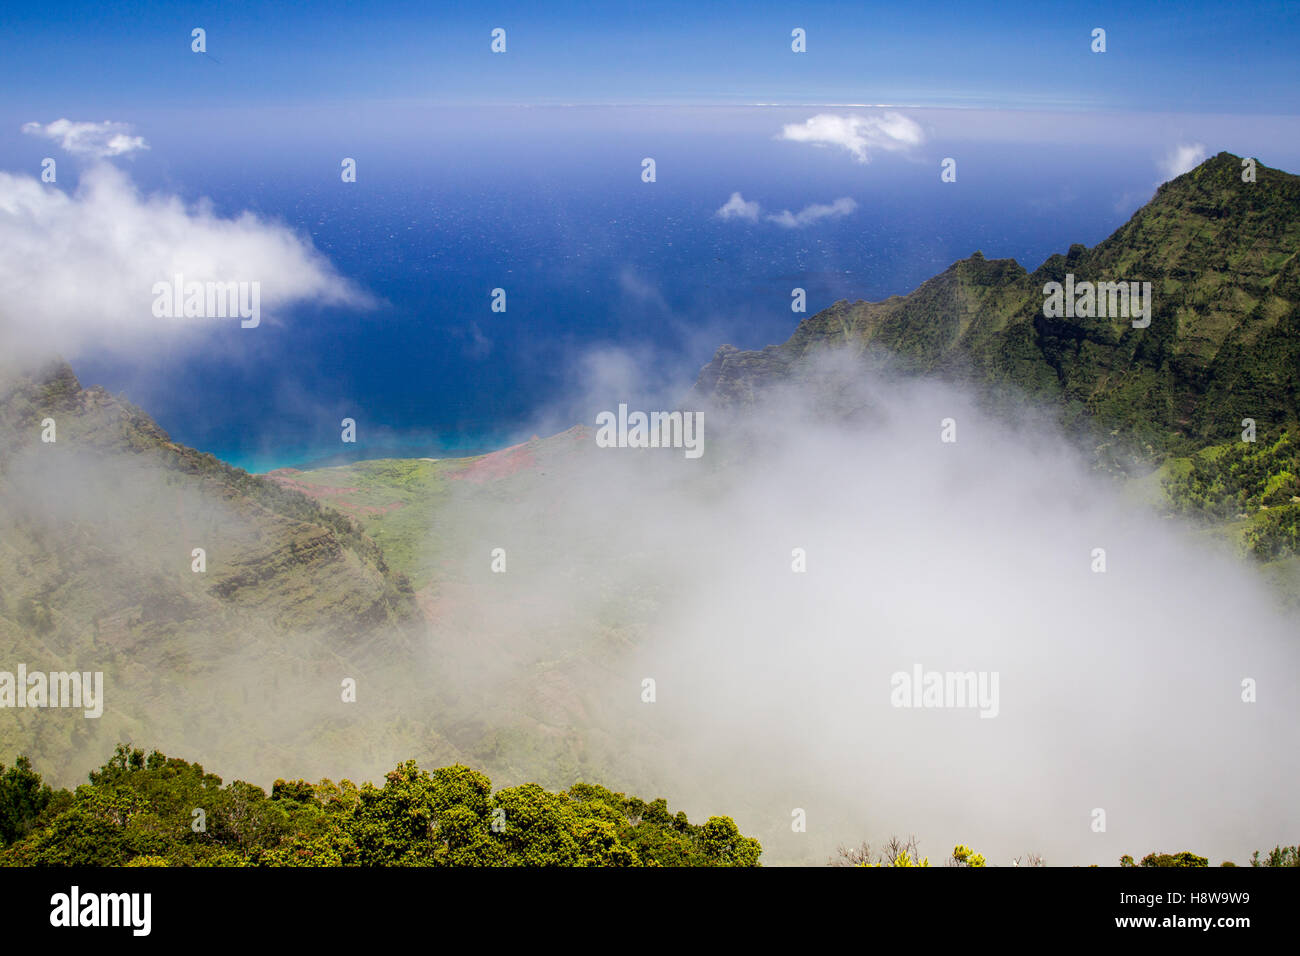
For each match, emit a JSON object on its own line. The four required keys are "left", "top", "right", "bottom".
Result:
{"left": 279, "top": 428, "right": 591, "bottom": 591}
{"left": 695, "top": 152, "right": 1300, "bottom": 598}
{"left": 267, "top": 457, "right": 456, "bottom": 588}
{"left": 696, "top": 153, "right": 1300, "bottom": 463}
{"left": 1118, "top": 848, "right": 1300, "bottom": 867}
{"left": 1250, "top": 845, "right": 1300, "bottom": 867}
{"left": 1163, "top": 433, "right": 1300, "bottom": 520}
{"left": 1120, "top": 851, "right": 1210, "bottom": 867}
{"left": 1160, "top": 431, "right": 1300, "bottom": 561}
{"left": 0, "top": 745, "right": 761, "bottom": 867}
{"left": 0, "top": 757, "right": 53, "bottom": 846}
{"left": 832, "top": 837, "right": 992, "bottom": 867}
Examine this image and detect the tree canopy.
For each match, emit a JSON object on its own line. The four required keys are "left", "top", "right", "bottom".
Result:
{"left": 0, "top": 745, "right": 761, "bottom": 867}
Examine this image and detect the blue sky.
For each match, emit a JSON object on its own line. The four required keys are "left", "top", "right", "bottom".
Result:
{"left": 2, "top": 1, "right": 1297, "bottom": 113}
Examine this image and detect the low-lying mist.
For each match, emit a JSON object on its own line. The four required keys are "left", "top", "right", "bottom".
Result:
{"left": 4, "top": 346, "right": 1296, "bottom": 867}
{"left": 426, "top": 347, "right": 1300, "bottom": 865}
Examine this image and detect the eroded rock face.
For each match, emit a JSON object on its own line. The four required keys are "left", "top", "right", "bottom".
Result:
{"left": 0, "top": 358, "right": 425, "bottom": 786}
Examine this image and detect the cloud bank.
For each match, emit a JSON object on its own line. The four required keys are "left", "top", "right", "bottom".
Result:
{"left": 0, "top": 162, "right": 370, "bottom": 362}
{"left": 22, "top": 119, "right": 150, "bottom": 159}
{"left": 779, "top": 112, "right": 924, "bottom": 163}
{"left": 419, "top": 346, "right": 1300, "bottom": 865}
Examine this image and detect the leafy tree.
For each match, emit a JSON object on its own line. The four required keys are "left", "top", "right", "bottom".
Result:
{"left": 1250, "top": 845, "right": 1300, "bottom": 867}
{"left": 951, "top": 844, "right": 986, "bottom": 867}
{"left": 0, "top": 756, "right": 53, "bottom": 846}
{"left": 349, "top": 760, "right": 445, "bottom": 866}
{"left": 698, "top": 815, "right": 761, "bottom": 867}
{"left": 1121, "top": 850, "right": 1209, "bottom": 867}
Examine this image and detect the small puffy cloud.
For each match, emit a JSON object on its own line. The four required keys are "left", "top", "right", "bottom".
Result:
{"left": 1158, "top": 143, "right": 1208, "bottom": 180}
{"left": 715, "top": 191, "right": 761, "bottom": 221}
{"left": 766, "top": 197, "right": 858, "bottom": 229}
{"left": 714, "top": 193, "right": 857, "bottom": 228}
{"left": 0, "top": 163, "right": 369, "bottom": 362}
{"left": 779, "top": 112, "right": 923, "bottom": 163}
{"left": 22, "top": 118, "right": 149, "bottom": 159}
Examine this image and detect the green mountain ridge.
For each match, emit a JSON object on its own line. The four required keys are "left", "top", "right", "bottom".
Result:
{"left": 693, "top": 152, "right": 1300, "bottom": 458}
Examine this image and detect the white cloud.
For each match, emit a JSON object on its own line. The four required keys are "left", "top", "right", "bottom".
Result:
{"left": 779, "top": 112, "right": 924, "bottom": 163}
{"left": 714, "top": 192, "right": 858, "bottom": 228}
{"left": 439, "top": 347, "right": 1300, "bottom": 865}
{"left": 714, "top": 191, "right": 761, "bottom": 221}
{"left": 766, "top": 197, "right": 858, "bottom": 229}
{"left": 1158, "top": 142, "right": 1208, "bottom": 180}
{"left": 0, "top": 163, "right": 370, "bottom": 361}
{"left": 22, "top": 118, "right": 149, "bottom": 159}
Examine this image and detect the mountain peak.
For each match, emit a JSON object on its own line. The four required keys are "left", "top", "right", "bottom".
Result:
{"left": 693, "top": 153, "right": 1300, "bottom": 454}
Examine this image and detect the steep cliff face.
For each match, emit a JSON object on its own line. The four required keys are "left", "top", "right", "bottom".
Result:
{"left": 694, "top": 153, "right": 1300, "bottom": 455}
{"left": 0, "top": 359, "right": 426, "bottom": 783}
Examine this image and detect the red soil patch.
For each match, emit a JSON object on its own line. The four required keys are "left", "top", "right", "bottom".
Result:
{"left": 449, "top": 441, "right": 537, "bottom": 483}
{"left": 263, "top": 471, "right": 361, "bottom": 499}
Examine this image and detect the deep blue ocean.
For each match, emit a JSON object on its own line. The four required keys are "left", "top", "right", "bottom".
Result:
{"left": 49, "top": 106, "right": 1289, "bottom": 472}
